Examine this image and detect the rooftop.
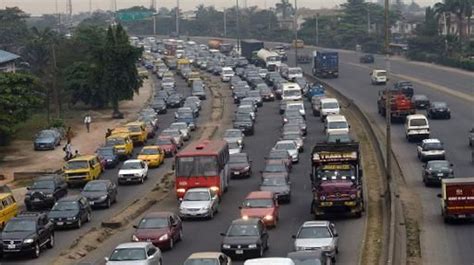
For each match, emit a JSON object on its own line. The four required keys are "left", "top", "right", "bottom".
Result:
{"left": 0, "top": 50, "right": 20, "bottom": 64}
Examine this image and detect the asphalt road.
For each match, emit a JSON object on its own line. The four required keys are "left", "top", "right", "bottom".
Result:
{"left": 283, "top": 45, "right": 474, "bottom": 265}
{"left": 0, "top": 72, "right": 207, "bottom": 264}
{"left": 77, "top": 71, "right": 366, "bottom": 264}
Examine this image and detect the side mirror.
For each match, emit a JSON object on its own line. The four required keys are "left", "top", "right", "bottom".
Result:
{"left": 238, "top": 206, "right": 242, "bottom": 209}
{"left": 437, "top": 194, "right": 442, "bottom": 198}
{"left": 26, "top": 186, "right": 31, "bottom": 190}
{"left": 220, "top": 232, "right": 226, "bottom": 236}
{"left": 133, "top": 225, "right": 138, "bottom": 229}
{"left": 292, "top": 235, "right": 296, "bottom": 239}
{"left": 334, "top": 233, "right": 339, "bottom": 237}
{"left": 104, "top": 257, "right": 109, "bottom": 262}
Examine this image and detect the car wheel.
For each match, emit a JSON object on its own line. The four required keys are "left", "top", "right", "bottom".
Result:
{"left": 106, "top": 198, "right": 111, "bottom": 208}
{"left": 76, "top": 218, "right": 82, "bottom": 228}
{"left": 140, "top": 176, "right": 145, "bottom": 184}
{"left": 86, "top": 212, "right": 91, "bottom": 222}
{"left": 47, "top": 234, "right": 54, "bottom": 249}
{"left": 259, "top": 246, "right": 264, "bottom": 257}
{"left": 32, "top": 243, "right": 40, "bottom": 258}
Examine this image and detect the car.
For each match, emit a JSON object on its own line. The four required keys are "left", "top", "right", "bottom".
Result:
{"left": 470, "top": 128, "right": 474, "bottom": 147}
{"left": 132, "top": 212, "right": 183, "bottom": 250}
{"left": 261, "top": 160, "right": 289, "bottom": 180}
{"left": 240, "top": 191, "right": 279, "bottom": 228}
{"left": 150, "top": 99, "right": 167, "bottom": 114}
{"left": 293, "top": 221, "right": 338, "bottom": 262}
{"left": 286, "top": 102, "right": 305, "bottom": 118}
{"left": 224, "top": 129, "right": 244, "bottom": 146}
{"left": 81, "top": 179, "right": 117, "bottom": 208}
{"left": 258, "top": 86, "right": 275, "bottom": 101}
{"left": 370, "top": 69, "right": 387, "bottom": 85}
{"left": 393, "top": 80, "right": 414, "bottom": 98}
{"left": 106, "top": 242, "right": 162, "bottom": 265}
{"left": 422, "top": 160, "right": 454, "bottom": 186}
{"left": 175, "top": 106, "right": 197, "bottom": 119}
{"left": 192, "top": 84, "right": 207, "bottom": 100}
{"left": 138, "top": 146, "right": 165, "bottom": 167}
{"left": 417, "top": 139, "right": 446, "bottom": 162}
{"left": 160, "top": 129, "right": 184, "bottom": 148}
{"left": 267, "top": 149, "right": 293, "bottom": 170}
{"left": 183, "top": 101, "right": 200, "bottom": 117}
{"left": 0, "top": 212, "right": 54, "bottom": 258}
{"left": 96, "top": 146, "right": 120, "bottom": 169}
{"left": 236, "top": 105, "right": 256, "bottom": 121}
{"left": 33, "top": 129, "right": 61, "bottom": 150}
{"left": 161, "top": 77, "right": 176, "bottom": 88}
{"left": 24, "top": 175, "right": 68, "bottom": 211}
{"left": 227, "top": 141, "right": 242, "bottom": 155}
{"left": 273, "top": 140, "right": 299, "bottom": 163}
{"left": 166, "top": 94, "right": 184, "bottom": 108}
{"left": 405, "top": 114, "right": 430, "bottom": 142}
{"left": 412, "top": 94, "right": 430, "bottom": 109}
{"left": 233, "top": 88, "right": 250, "bottom": 104}
{"left": 319, "top": 98, "right": 340, "bottom": 121}
{"left": 325, "top": 132, "right": 353, "bottom": 144}
{"left": 283, "top": 111, "right": 304, "bottom": 125}
{"left": 245, "top": 258, "right": 295, "bottom": 265}
{"left": 184, "top": 252, "right": 232, "bottom": 265}
{"left": 325, "top": 114, "right": 349, "bottom": 136}
{"left": 260, "top": 174, "right": 291, "bottom": 203}
{"left": 229, "top": 153, "right": 252, "bottom": 179}
{"left": 179, "top": 188, "right": 219, "bottom": 219}
{"left": 118, "top": 159, "right": 149, "bottom": 185}
{"left": 281, "top": 131, "right": 304, "bottom": 152}
{"left": 170, "top": 122, "right": 191, "bottom": 140}
{"left": 233, "top": 114, "right": 255, "bottom": 136}
{"left": 220, "top": 218, "right": 269, "bottom": 259}
{"left": 246, "top": 90, "right": 263, "bottom": 107}
{"left": 48, "top": 195, "right": 92, "bottom": 229}
{"left": 287, "top": 250, "right": 332, "bottom": 265}
{"left": 175, "top": 111, "right": 197, "bottom": 131}
{"left": 427, "top": 101, "right": 451, "bottom": 119}
{"left": 359, "top": 54, "right": 374, "bottom": 63}
{"left": 240, "top": 98, "right": 258, "bottom": 112}
{"left": 185, "top": 96, "right": 202, "bottom": 110}
{"left": 156, "top": 137, "right": 178, "bottom": 157}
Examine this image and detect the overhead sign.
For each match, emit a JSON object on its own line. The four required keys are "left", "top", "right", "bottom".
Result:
{"left": 117, "top": 11, "right": 153, "bottom": 21}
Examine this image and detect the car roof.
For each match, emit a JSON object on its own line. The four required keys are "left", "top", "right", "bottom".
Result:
{"left": 246, "top": 191, "right": 274, "bottom": 199}
{"left": 320, "top": 98, "right": 338, "bottom": 103}
{"left": 144, "top": 211, "right": 174, "bottom": 218}
{"left": 422, "top": 139, "right": 441, "bottom": 144}
{"left": 287, "top": 250, "right": 325, "bottom": 259}
{"left": 115, "top": 242, "right": 151, "bottom": 249}
{"left": 187, "top": 252, "right": 224, "bottom": 259}
{"left": 124, "top": 159, "right": 143, "bottom": 163}
{"left": 326, "top": 114, "right": 347, "bottom": 122}
{"left": 245, "top": 258, "right": 295, "bottom": 265}
{"left": 276, "top": 140, "right": 296, "bottom": 145}
{"left": 232, "top": 218, "right": 261, "bottom": 225}
{"left": 186, "top": 188, "right": 211, "bottom": 193}
{"left": 407, "top": 114, "right": 427, "bottom": 120}
{"left": 302, "top": 221, "right": 330, "bottom": 227}
{"left": 68, "top": 155, "right": 97, "bottom": 161}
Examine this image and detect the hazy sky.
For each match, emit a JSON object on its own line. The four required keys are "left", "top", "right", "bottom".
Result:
{"left": 3, "top": 0, "right": 439, "bottom": 16}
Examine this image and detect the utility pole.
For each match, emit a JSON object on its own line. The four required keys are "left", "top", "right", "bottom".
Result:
{"left": 176, "top": 0, "right": 180, "bottom": 37}
{"left": 89, "top": 0, "right": 92, "bottom": 15}
{"left": 315, "top": 13, "right": 319, "bottom": 46}
{"left": 443, "top": 12, "right": 448, "bottom": 54}
{"left": 223, "top": 8, "right": 227, "bottom": 37}
{"left": 66, "top": 0, "right": 72, "bottom": 25}
{"left": 236, "top": 0, "right": 241, "bottom": 54}
{"left": 294, "top": 0, "right": 298, "bottom": 66}
{"left": 367, "top": 7, "right": 371, "bottom": 34}
{"left": 384, "top": 0, "right": 392, "bottom": 182}
{"left": 153, "top": 15, "right": 157, "bottom": 35}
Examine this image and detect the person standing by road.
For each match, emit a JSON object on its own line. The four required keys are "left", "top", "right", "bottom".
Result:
{"left": 63, "top": 140, "right": 73, "bottom": 161}
{"left": 84, "top": 114, "right": 92, "bottom": 133}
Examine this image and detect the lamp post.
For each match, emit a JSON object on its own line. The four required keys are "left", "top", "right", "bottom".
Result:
{"left": 294, "top": 0, "right": 298, "bottom": 67}
{"left": 384, "top": 0, "right": 392, "bottom": 183}
{"left": 176, "top": 0, "right": 180, "bottom": 37}
{"left": 224, "top": 8, "right": 227, "bottom": 37}
{"left": 236, "top": 0, "right": 241, "bottom": 54}
{"left": 315, "top": 13, "right": 319, "bottom": 46}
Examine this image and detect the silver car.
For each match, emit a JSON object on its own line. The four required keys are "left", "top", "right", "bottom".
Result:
{"left": 160, "top": 129, "right": 184, "bottom": 148}
{"left": 281, "top": 131, "right": 304, "bottom": 152}
{"left": 179, "top": 188, "right": 219, "bottom": 219}
{"left": 273, "top": 140, "right": 299, "bottom": 163}
{"left": 227, "top": 141, "right": 242, "bottom": 155}
{"left": 293, "top": 221, "right": 338, "bottom": 262}
{"left": 106, "top": 242, "right": 162, "bottom": 265}
{"left": 170, "top": 122, "right": 191, "bottom": 141}
{"left": 224, "top": 129, "right": 244, "bottom": 146}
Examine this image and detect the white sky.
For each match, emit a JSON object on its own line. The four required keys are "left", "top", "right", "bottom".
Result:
{"left": 2, "top": 0, "right": 439, "bottom": 16}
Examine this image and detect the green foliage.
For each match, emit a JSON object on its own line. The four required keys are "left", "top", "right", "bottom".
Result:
{"left": 49, "top": 118, "right": 65, "bottom": 128}
{"left": 0, "top": 73, "right": 43, "bottom": 145}
{"left": 0, "top": 7, "right": 30, "bottom": 52}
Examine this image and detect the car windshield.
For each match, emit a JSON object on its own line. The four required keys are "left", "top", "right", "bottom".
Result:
{"left": 32, "top": 180, "right": 55, "bottom": 190}
{"left": 428, "top": 161, "right": 449, "bottom": 170}
{"left": 283, "top": 133, "right": 300, "bottom": 140}
{"left": 156, "top": 138, "right": 173, "bottom": 145}
{"left": 83, "top": 182, "right": 107, "bottom": 192}
{"left": 328, "top": 121, "right": 348, "bottom": 129}
{"left": 242, "top": 198, "right": 273, "bottom": 208}
{"left": 37, "top": 131, "right": 54, "bottom": 138}
{"left": 264, "top": 163, "right": 286, "bottom": 172}
{"left": 432, "top": 102, "right": 447, "bottom": 108}
{"left": 235, "top": 115, "right": 252, "bottom": 122}
{"left": 128, "top": 126, "right": 142, "bottom": 133}
{"left": 322, "top": 102, "right": 339, "bottom": 109}
{"left": 229, "top": 155, "right": 247, "bottom": 164}
{"left": 376, "top": 71, "right": 387, "bottom": 77}
{"left": 3, "top": 220, "right": 36, "bottom": 232}
{"left": 262, "top": 177, "right": 287, "bottom": 186}
{"left": 109, "top": 248, "right": 146, "bottom": 261}
{"left": 269, "top": 151, "right": 288, "bottom": 159}
{"left": 106, "top": 138, "right": 125, "bottom": 146}
{"left": 414, "top": 95, "right": 428, "bottom": 100}
{"left": 141, "top": 148, "right": 161, "bottom": 155}
{"left": 184, "top": 259, "right": 219, "bottom": 265}
{"left": 247, "top": 91, "right": 260, "bottom": 97}
{"left": 52, "top": 201, "right": 79, "bottom": 211}
{"left": 284, "top": 90, "right": 301, "bottom": 97}
{"left": 65, "top": 160, "right": 89, "bottom": 170}
{"left": 171, "top": 124, "right": 187, "bottom": 130}
{"left": 122, "top": 162, "right": 142, "bottom": 170}
{"left": 161, "top": 130, "right": 179, "bottom": 137}
{"left": 292, "top": 258, "right": 322, "bottom": 265}
{"left": 225, "top": 130, "right": 241, "bottom": 138}
{"left": 228, "top": 142, "right": 240, "bottom": 149}
{"left": 410, "top": 119, "right": 427, "bottom": 126}
{"left": 227, "top": 224, "right": 259, "bottom": 237}
{"left": 287, "top": 105, "right": 303, "bottom": 111}
{"left": 97, "top": 148, "right": 114, "bottom": 156}
{"left": 163, "top": 78, "right": 174, "bottom": 83}
{"left": 275, "top": 142, "right": 296, "bottom": 150}
{"left": 184, "top": 191, "right": 211, "bottom": 201}
{"left": 138, "top": 217, "right": 168, "bottom": 229}
{"left": 297, "top": 226, "right": 331, "bottom": 239}
{"left": 423, "top": 143, "right": 443, "bottom": 151}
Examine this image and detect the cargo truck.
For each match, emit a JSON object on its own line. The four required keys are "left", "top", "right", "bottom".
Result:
{"left": 256, "top": 48, "right": 281, "bottom": 71}
{"left": 310, "top": 142, "right": 364, "bottom": 218}
{"left": 312, "top": 51, "right": 339, "bottom": 78}
{"left": 377, "top": 89, "right": 416, "bottom": 120}
{"left": 241, "top": 40, "right": 264, "bottom": 63}
{"left": 438, "top": 178, "right": 474, "bottom": 223}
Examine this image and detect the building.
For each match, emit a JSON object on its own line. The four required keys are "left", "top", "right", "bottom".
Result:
{"left": 0, "top": 50, "right": 20, "bottom": 73}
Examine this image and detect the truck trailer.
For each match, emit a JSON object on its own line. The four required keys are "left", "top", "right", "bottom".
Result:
{"left": 439, "top": 178, "right": 474, "bottom": 223}
{"left": 312, "top": 51, "right": 339, "bottom": 78}
{"left": 241, "top": 40, "right": 264, "bottom": 63}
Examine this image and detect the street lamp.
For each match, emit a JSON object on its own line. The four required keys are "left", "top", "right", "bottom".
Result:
{"left": 384, "top": 0, "right": 392, "bottom": 183}
{"left": 294, "top": 0, "right": 298, "bottom": 67}
{"left": 236, "top": 0, "right": 241, "bottom": 54}
{"left": 176, "top": 0, "right": 180, "bottom": 37}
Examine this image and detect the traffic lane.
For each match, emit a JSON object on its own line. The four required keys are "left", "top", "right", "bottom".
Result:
{"left": 0, "top": 74, "right": 194, "bottom": 264}
{"left": 294, "top": 55, "right": 474, "bottom": 264}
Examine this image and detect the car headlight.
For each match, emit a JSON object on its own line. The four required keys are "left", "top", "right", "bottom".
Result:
{"left": 201, "top": 206, "right": 210, "bottom": 211}
{"left": 264, "top": 215, "right": 273, "bottom": 221}
{"left": 100, "top": 195, "right": 108, "bottom": 200}
{"left": 321, "top": 245, "right": 334, "bottom": 251}
{"left": 159, "top": 234, "right": 169, "bottom": 241}
{"left": 23, "top": 238, "right": 34, "bottom": 244}
{"left": 248, "top": 244, "right": 257, "bottom": 249}
{"left": 320, "top": 195, "right": 326, "bottom": 201}
{"left": 134, "top": 173, "right": 141, "bottom": 177}
{"left": 242, "top": 166, "right": 250, "bottom": 172}
{"left": 67, "top": 216, "right": 76, "bottom": 220}
{"left": 237, "top": 139, "right": 242, "bottom": 145}
{"left": 132, "top": 235, "right": 139, "bottom": 242}
{"left": 46, "top": 193, "right": 54, "bottom": 197}
{"left": 222, "top": 244, "right": 231, "bottom": 249}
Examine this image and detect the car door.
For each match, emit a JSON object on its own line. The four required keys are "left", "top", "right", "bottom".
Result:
{"left": 79, "top": 198, "right": 89, "bottom": 220}
{"left": 37, "top": 216, "right": 49, "bottom": 245}
{"left": 330, "top": 223, "right": 338, "bottom": 248}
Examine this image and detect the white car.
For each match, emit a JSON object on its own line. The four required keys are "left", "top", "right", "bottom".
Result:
{"left": 325, "top": 114, "right": 349, "bottom": 136}
{"left": 118, "top": 159, "right": 149, "bottom": 185}
{"left": 293, "top": 221, "right": 338, "bottom": 262}
{"left": 221, "top": 67, "right": 234, "bottom": 82}
{"left": 227, "top": 141, "right": 242, "bottom": 154}
{"left": 273, "top": 140, "right": 299, "bottom": 163}
{"left": 223, "top": 129, "right": 244, "bottom": 146}
{"left": 106, "top": 242, "right": 162, "bottom": 265}
{"left": 370, "top": 69, "right": 387, "bottom": 85}
{"left": 319, "top": 98, "right": 340, "bottom": 121}
{"left": 170, "top": 122, "right": 191, "bottom": 141}
{"left": 184, "top": 252, "right": 232, "bottom": 265}
{"left": 405, "top": 114, "right": 430, "bottom": 142}
{"left": 179, "top": 188, "right": 219, "bottom": 219}
{"left": 417, "top": 139, "right": 445, "bottom": 162}
{"left": 245, "top": 258, "right": 295, "bottom": 265}
{"left": 185, "top": 96, "right": 202, "bottom": 110}
{"left": 160, "top": 129, "right": 184, "bottom": 148}
{"left": 286, "top": 101, "right": 305, "bottom": 118}
{"left": 281, "top": 131, "right": 304, "bottom": 152}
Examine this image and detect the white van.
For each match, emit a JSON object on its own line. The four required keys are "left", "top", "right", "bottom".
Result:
{"left": 288, "top": 67, "right": 303, "bottom": 80}
{"left": 319, "top": 98, "right": 340, "bottom": 121}
{"left": 325, "top": 114, "right": 349, "bottom": 136}
{"left": 244, "top": 258, "right": 295, "bottom": 265}
{"left": 282, "top": 83, "right": 302, "bottom": 101}
{"left": 221, "top": 67, "right": 235, "bottom": 82}
{"left": 405, "top": 114, "right": 430, "bottom": 142}
{"left": 370, "top": 69, "right": 387, "bottom": 85}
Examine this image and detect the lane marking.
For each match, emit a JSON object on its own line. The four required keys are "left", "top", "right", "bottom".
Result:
{"left": 346, "top": 62, "right": 474, "bottom": 103}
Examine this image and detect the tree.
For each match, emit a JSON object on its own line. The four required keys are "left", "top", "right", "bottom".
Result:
{"left": 0, "top": 73, "right": 43, "bottom": 145}
{"left": 0, "top": 7, "right": 30, "bottom": 52}
{"left": 101, "top": 24, "right": 143, "bottom": 118}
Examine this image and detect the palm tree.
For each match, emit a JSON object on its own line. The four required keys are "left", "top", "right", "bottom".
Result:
{"left": 434, "top": 0, "right": 455, "bottom": 35}
{"left": 275, "top": 0, "right": 293, "bottom": 19}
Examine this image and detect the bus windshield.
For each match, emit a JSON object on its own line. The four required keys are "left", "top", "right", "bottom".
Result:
{"left": 176, "top": 156, "right": 218, "bottom": 177}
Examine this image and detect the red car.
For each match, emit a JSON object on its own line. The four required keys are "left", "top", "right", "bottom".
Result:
{"left": 156, "top": 137, "right": 178, "bottom": 157}
{"left": 239, "top": 191, "right": 279, "bottom": 228}
{"left": 132, "top": 211, "right": 183, "bottom": 249}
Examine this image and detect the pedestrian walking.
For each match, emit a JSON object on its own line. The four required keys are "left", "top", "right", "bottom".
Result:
{"left": 84, "top": 114, "right": 92, "bottom": 133}
{"left": 105, "top": 128, "right": 113, "bottom": 139}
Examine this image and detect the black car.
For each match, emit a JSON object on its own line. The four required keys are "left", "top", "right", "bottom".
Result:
{"left": 48, "top": 195, "right": 92, "bottom": 229}
{"left": 260, "top": 175, "right": 291, "bottom": 203}
{"left": 412, "top": 94, "right": 430, "bottom": 109}
{"left": 96, "top": 146, "right": 120, "bottom": 169}
{"left": 155, "top": 91, "right": 169, "bottom": 103}
{"left": 151, "top": 99, "right": 167, "bottom": 114}
{"left": 220, "top": 218, "right": 269, "bottom": 259}
{"left": 192, "top": 85, "right": 207, "bottom": 100}
{"left": 422, "top": 160, "right": 454, "bottom": 186}
{"left": 229, "top": 153, "right": 252, "bottom": 178}
{"left": 233, "top": 88, "right": 249, "bottom": 103}
{"left": 24, "top": 175, "right": 68, "bottom": 211}
{"left": 359, "top": 54, "right": 374, "bottom": 63}
{"left": 233, "top": 114, "right": 254, "bottom": 136}
{"left": 166, "top": 94, "right": 184, "bottom": 108}
{"left": 259, "top": 87, "right": 275, "bottom": 101}
{"left": 261, "top": 161, "right": 289, "bottom": 179}
{"left": 427, "top": 101, "right": 451, "bottom": 119}
{"left": 81, "top": 180, "right": 117, "bottom": 209}
{"left": 393, "top": 81, "right": 414, "bottom": 98}
{"left": 287, "top": 250, "right": 332, "bottom": 265}
{"left": 0, "top": 212, "right": 54, "bottom": 258}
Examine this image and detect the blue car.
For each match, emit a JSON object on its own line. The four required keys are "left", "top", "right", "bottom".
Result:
{"left": 96, "top": 146, "right": 119, "bottom": 169}
{"left": 34, "top": 129, "right": 61, "bottom": 150}
{"left": 176, "top": 114, "right": 196, "bottom": 131}
{"left": 306, "top": 83, "right": 325, "bottom": 101}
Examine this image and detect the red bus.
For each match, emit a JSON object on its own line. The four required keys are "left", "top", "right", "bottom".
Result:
{"left": 174, "top": 140, "right": 230, "bottom": 198}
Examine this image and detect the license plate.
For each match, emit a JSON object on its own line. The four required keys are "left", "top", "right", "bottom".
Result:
{"left": 234, "top": 172, "right": 240, "bottom": 175}
{"left": 33, "top": 198, "right": 41, "bottom": 202}
{"left": 235, "top": 250, "right": 244, "bottom": 254}
{"left": 437, "top": 173, "right": 444, "bottom": 177}
{"left": 89, "top": 201, "right": 94, "bottom": 205}
{"left": 7, "top": 244, "right": 15, "bottom": 249}
{"left": 127, "top": 178, "right": 131, "bottom": 181}
{"left": 459, "top": 214, "right": 466, "bottom": 218}
{"left": 56, "top": 221, "right": 64, "bottom": 225}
